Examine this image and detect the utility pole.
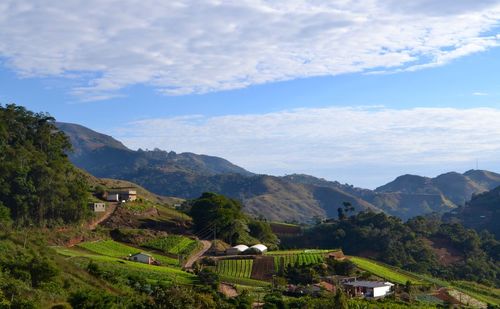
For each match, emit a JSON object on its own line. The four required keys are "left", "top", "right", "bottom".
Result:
{"left": 212, "top": 224, "right": 216, "bottom": 255}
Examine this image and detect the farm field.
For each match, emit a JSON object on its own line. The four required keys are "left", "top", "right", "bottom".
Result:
{"left": 216, "top": 259, "right": 254, "bottom": 278}
{"left": 350, "top": 257, "right": 425, "bottom": 285}
{"left": 265, "top": 249, "right": 332, "bottom": 255}
{"left": 55, "top": 247, "right": 195, "bottom": 284}
{"left": 273, "top": 253, "right": 324, "bottom": 272}
{"left": 77, "top": 240, "right": 179, "bottom": 266}
{"left": 142, "top": 235, "right": 200, "bottom": 256}
{"left": 450, "top": 281, "right": 500, "bottom": 306}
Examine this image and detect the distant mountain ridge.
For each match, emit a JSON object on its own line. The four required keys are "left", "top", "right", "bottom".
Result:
{"left": 58, "top": 122, "right": 500, "bottom": 223}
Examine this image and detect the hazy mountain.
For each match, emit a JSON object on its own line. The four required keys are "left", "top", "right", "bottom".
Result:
{"left": 58, "top": 122, "right": 500, "bottom": 223}
{"left": 57, "top": 122, "right": 254, "bottom": 178}
{"left": 444, "top": 186, "right": 500, "bottom": 238}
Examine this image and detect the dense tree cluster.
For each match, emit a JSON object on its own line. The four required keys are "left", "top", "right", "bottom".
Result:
{"left": 0, "top": 104, "right": 91, "bottom": 226}
{"left": 189, "top": 192, "right": 279, "bottom": 248}
{"left": 282, "top": 211, "right": 500, "bottom": 286}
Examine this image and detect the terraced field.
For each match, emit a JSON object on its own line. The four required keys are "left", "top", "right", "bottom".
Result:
{"left": 216, "top": 259, "right": 253, "bottom": 278}
{"left": 56, "top": 247, "right": 195, "bottom": 284}
{"left": 349, "top": 257, "right": 425, "bottom": 284}
{"left": 142, "top": 235, "right": 200, "bottom": 256}
{"left": 77, "top": 240, "right": 179, "bottom": 266}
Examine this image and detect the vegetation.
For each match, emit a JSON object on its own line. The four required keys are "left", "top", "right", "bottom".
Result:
{"left": 0, "top": 104, "right": 91, "bottom": 226}
{"left": 283, "top": 211, "right": 500, "bottom": 286}
{"left": 142, "top": 235, "right": 200, "bottom": 256}
{"left": 350, "top": 257, "right": 425, "bottom": 285}
{"left": 189, "top": 192, "right": 279, "bottom": 248}
{"left": 77, "top": 240, "right": 179, "bottom": 266}
{"left": 216, "top": 259, "right": 254, "bottom": 278}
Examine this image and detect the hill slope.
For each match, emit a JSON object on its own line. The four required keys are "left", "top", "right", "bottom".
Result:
{"left": 59, "top": 122, "right": 500, "bottom": 223}
{"left": 444, "top": 186, "right": 500, "bottom": 238}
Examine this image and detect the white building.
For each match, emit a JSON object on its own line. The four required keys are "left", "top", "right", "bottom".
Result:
{"left": 106, "top": 193, "right": 120, "bottom": 202}
{"left": 344, "top": 281, "right": 394, "bottom": 298}
{"left": 89, "top": 202, "right": 106, "bottom": 212}
{"left": 249, "top": 244, "right": 268, "bottom": 254}
{"left": 130, "top": 252, "right": 154, "bottom": 264}
{"left": 226, "top": 245, "right": 249, "bottom": 255}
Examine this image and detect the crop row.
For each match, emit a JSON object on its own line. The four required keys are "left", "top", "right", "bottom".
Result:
{"left": 142, "top": 235, "right": 199, "bottom": 256}
{"left": 216, "top": 259, "right": 253, "bottom": 278}
{"left": 78, "top": 240, "right": 178, "bottom": 266}
{"left": 274, "top": 253, "right": 324, "bottom": 271}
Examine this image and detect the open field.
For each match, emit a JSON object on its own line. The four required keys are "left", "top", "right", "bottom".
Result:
{"left": 450, "top": 281, "right": 500, "bottom": 306}
{"left": 55, "top": 247, "right": 195, "bottom": 284}
{"left": 218, "top": 275, "right": 271, "bottom": 287}
{"left": 142, "top": 235, "right": 200, "bottom": 256}
{"left": 349, "top": 257, "right": 425, "bottom": 285}
{"left": 77, "top": 240, "right": 179, "bottom": 266}
{"left": 216, "top": 259, "right": 254, "bottom": 278}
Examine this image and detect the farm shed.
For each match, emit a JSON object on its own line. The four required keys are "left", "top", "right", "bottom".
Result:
{"left": 108, "top": 189, "right": 137, "bottom": 202}
{"left": 89, "top": 202, "right": 106, "bottom": 212}
{"left": 343, "top": 280, "right": 394, "bottom": 298}
{"left": 106, "top": 193, "right": 120, "bottom": 202}
{"left": 226, "top": 245, "right": 249, "bottom": 255}
{"left": 130, "top": 252, "right": 155, "bottom": 265}
{"left": 249, "top": 244, "right": 268, "bottom": 254}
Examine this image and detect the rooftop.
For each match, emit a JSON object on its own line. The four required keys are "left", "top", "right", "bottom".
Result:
{"left": 343, "top": 281, "right": 393, "bottom": 288}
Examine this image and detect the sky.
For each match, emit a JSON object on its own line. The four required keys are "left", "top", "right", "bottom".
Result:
{"left": 2, "top": 0, "right": 500, "bottom": 188}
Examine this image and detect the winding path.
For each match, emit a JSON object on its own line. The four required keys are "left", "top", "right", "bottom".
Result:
{"left": 184, "top": 240, "right": 212, "bottom": 268}
{"left": 87, "top": 202, "right": 118, "bottom": 230}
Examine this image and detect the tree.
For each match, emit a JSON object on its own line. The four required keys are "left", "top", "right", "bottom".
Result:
{"left": 189, "top": 192, "right": 251, "bottom": 244}
{"left": 333, "top": 289, "right": 348, "bottom": 309}
{"left": 0, "top": 104, "right": 91, "bottom": 226}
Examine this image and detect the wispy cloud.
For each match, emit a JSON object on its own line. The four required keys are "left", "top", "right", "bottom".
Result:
{"left": 113, "top": 106, "right": 500, "bottom": 186}
{"left": 1, "top": 1, "right": 500, "bottom": 100}
{"left": 473, "top": 91, "right": 489, "bottom": 96}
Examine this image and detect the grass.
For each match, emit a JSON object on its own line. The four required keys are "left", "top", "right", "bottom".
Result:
{"left": 55, "top": 247, "right": 195, "bottom": 284}
{"left": 77, "top": 240, "right": 179, "bottom": 266}
{"left": 449, "top": 281, "right": 500, "bottom": 306}
{"left": 142, "top": 235, "right": 200, "bottom": 256}
{"left": 349, "top": 257, "right": 425, "bottom": 285}
{"left": 216, "top": 259, "right": 254, "bottom": 278}
{"left": 218, "top": 275, "right": 271, "bottom": 287}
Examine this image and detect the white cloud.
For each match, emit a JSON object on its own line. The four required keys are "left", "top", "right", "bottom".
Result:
{"left": 113, "top": 106, "right": 500, "bottom": 187}
{"left": 472, "top": 91, "right": 489, "bottom": 96}
{"left": 1, "top": 1, "right": 500, "bottom": 99}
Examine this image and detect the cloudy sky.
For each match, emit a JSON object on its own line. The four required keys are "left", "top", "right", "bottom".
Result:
{"left": 2, "top": 0, "right": 500, "bottom": 188}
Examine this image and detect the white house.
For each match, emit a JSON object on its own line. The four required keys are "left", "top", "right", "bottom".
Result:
{"left": 343, "top": 281, "right": 394, "bottom": 298}
{"left": 130, "top": 252, "right": 154, "bottom": 264}
{"left": 249, "top": 244, "right": 268, "bottom": 254}
{"left": 226, "top": 245, "right": 249, "bottom": 255}
{"left": 89, "top": 202, "right": 106, "bottom": 212}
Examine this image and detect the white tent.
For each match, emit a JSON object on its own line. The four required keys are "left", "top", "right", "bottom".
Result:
{"left": 250, "top": 244, "right": 268, "bottom": 253}
{"left": 225, "top": 244, "right": 249, "bottom": 255}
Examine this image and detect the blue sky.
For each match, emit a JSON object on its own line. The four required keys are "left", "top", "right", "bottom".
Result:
{"left": 2, "top": 1, "right": 500, "bottom": 188}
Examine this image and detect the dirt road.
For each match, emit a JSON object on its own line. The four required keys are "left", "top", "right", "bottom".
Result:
{"left": 87, "top": 202, "right": 118, "bottom": 230}
{"left": 184, "top": 240, "right": 212, "bottom": 268}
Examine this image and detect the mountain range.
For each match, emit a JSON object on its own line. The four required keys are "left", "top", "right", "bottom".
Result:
{"left": 58, "top": 122, "right": 500, "bottom": 223}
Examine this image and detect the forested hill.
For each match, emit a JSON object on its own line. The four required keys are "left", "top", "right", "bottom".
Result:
{"left": 444, "top": 186, "right": 500, "bottom": 238}
{"left": 0, "top": 105, "right": 91, "bottom": 225}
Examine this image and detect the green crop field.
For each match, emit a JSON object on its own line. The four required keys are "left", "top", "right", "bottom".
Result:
{"left": 267, "top": 249, "right": 331, "bottom": 272}
{"left": 77, "top": 240, "right": 178, "bottom": 266}
{"left": 55, "top": 247, "right": 195, "bottom": 284}
{"left": 265, "top": 249, "right": 332, "bottom": 255}
{"left": 350, "top": 257, "right": 424, "bottom": 284}
{"left": 142, "top": 235, "right": 199, "bottom": 256}
{"left": 216, "top": 259, "right": 253, "bottom": 278}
